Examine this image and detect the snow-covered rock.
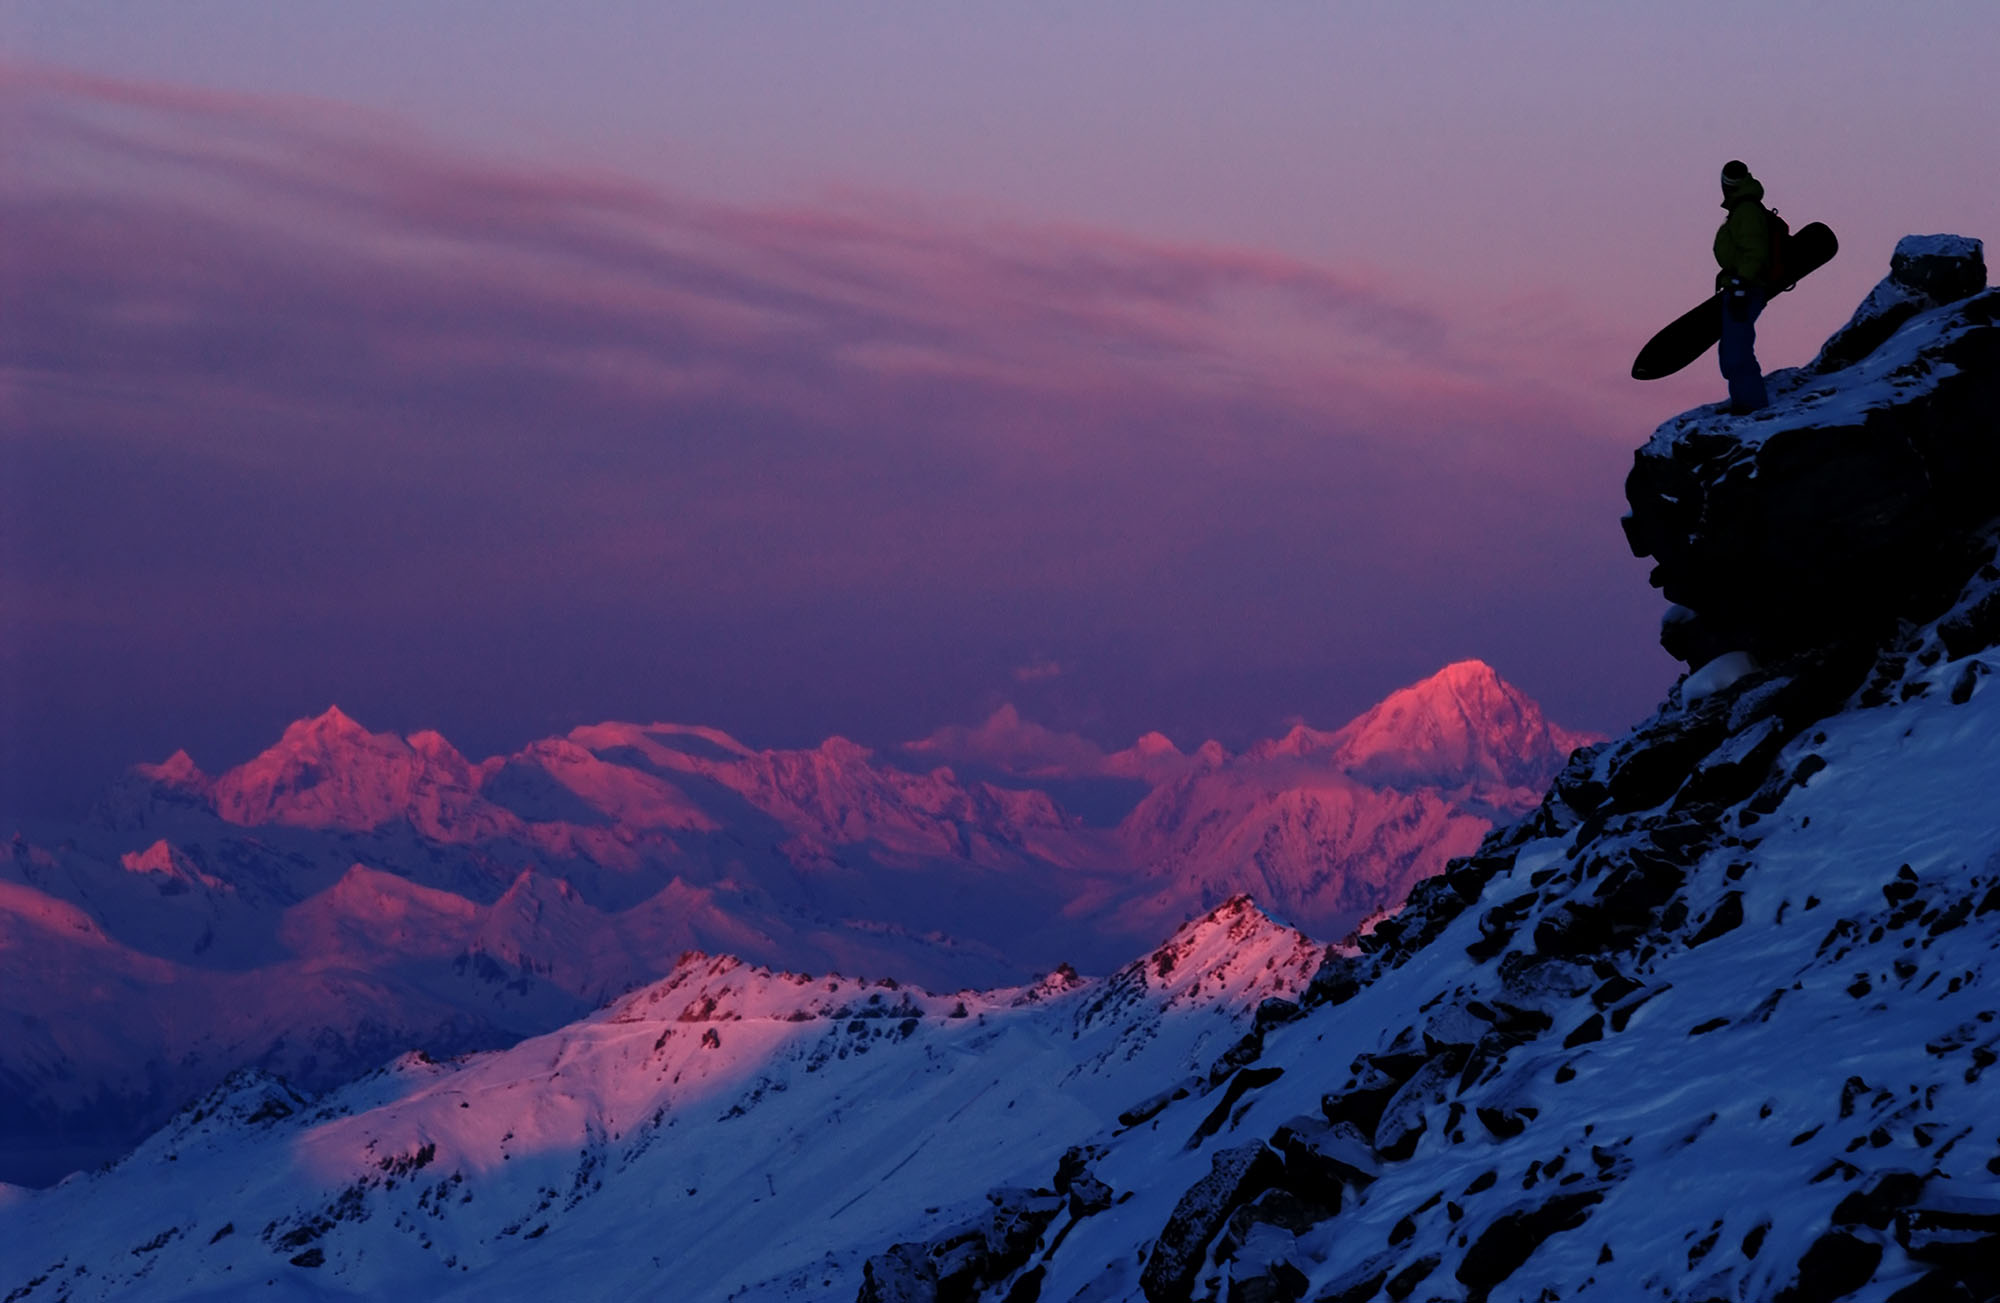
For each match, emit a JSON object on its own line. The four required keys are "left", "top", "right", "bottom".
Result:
{"left": 1624, "top": 236, "right": 1997, "bottom": 670}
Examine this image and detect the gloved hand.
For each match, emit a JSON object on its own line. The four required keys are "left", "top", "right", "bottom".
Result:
{"left": 1725, "top": 279, "right": 1752, "bottom": 321}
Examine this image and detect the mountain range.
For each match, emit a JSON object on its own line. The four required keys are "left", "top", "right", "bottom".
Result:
{"left": 0, "top": 660, "right": 1592, "bottom": 1187}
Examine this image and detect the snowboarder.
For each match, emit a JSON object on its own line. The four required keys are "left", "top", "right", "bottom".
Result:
{"left": 1714, "top": 159, "right": 1774, "bottom": 413}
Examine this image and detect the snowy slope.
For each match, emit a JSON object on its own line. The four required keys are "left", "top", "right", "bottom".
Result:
{"left": 0, "top": 900, "right": 1328, "bottom": 1303}
{"left": 952, "top": 607, "right": 2000, "bottom": 1301}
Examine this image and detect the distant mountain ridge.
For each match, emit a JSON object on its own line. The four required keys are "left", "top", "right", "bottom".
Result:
{"left": 0, "top": 898, "right": 1331, "bottom": 1302}
{"left": 0, "top": 661, "right": 1595, "bottom": 1185}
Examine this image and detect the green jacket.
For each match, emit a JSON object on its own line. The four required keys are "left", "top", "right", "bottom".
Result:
{"left": 1714, "top": 174, "right": 1771, "bottom": 287}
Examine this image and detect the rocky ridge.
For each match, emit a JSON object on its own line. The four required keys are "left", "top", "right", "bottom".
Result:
{"left": 0, "top": 900, "right": 1331, "bottom": 1303}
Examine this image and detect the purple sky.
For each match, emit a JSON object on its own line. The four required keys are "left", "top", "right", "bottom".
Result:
{"left": 4, "top": 7, "right": 1996, "bottom": 815}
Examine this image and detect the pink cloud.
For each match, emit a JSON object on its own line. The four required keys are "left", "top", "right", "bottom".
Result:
{"left": 1012, "top": 659, "right": 1063, "bottom": 684}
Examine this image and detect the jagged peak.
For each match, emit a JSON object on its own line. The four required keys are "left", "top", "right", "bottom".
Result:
{"left": 133, "top": 748, "right": 209, "bottom": 789}
{"left": 1429, "top": 656, "right": 1504, "bottom": 688}
{"left": 813, "top": 735, "right": 873, "bottom": 762}
{"left": 1373, "top": 658, "right": 1513, "bottom": 712}
{"left": 1147, "top": 895, "right": 1306, "bottom": 972}
{"left": 1326, "top": 659, "right": 1593, "bottom": 799}
{"left": 406, "top": 728, "right": 465, "bottom": 761}
{"left": 281, "top": 704, "right": 372, "bottom": 742}
{"left": 116, "top": 839, "right": 220, "bottom": 888}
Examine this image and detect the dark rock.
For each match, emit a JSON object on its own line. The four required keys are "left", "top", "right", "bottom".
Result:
{"left": 1442, "top": 853, "right": 1517, "bottom": 903}
{"left": 1373, "top": 1055, "right": 1461, "bottom": 1162}
{"left": 1683, "top": 718, "right": 1790, "bottom": 806}
{"left": 1465, "top": 999, "right": 1553, "bottom": 1041}
{"left": 1563, "top": 1013, "right": 1605, "bottom": 1048}
{"left": 1454, "top": 1191, "right": 1602, "bottom": 1302}
{"left": 862, "top": 1188, "right": 1063, "bottom": 1303}
{"left": 1773, "top": 1229, "right": 1884, "bottom": 1303}
{"left": 1226, "top": 1261, "right": 1306, "bottom": 1303}
{"left": 1898, "top": 1194, "right": 2000, "bottom": 1271}
{"left": 1139, "top": 1143, "right": 1283, "bottom": 1303}
{"left": 1189, "top": 1066, "right": 1285, "bottom": 1148}
{"left": 1319, "top": 1061, "right": 1408, "bottom": 1137}
{"left": 1940, "top": 590, "right": 2000, "bottom": 660}
{"left": 1830, "top": 1169, "right": 1924, "bottom": 1230}
{"left": 858, "top": 1243, "right": 936, "bottom": 1303}
{"left": 1660, "top": 603, "right": 1731, "bottom": 669}
{"left": 1002, "top": 1266, "right": 1045, "bottom": 1303}
{"left": 1314, "top": 1253, "right": 1396, "bottom": 1303}
{"left": 1885, "top": 1269, "right": 1994, "bottom": 1302}
{"left": 1890, "top": 234, "right": 1988, "bottom": 304}
{"left": 1119, "top": 1078, "right": 1197, "bottom": 1129}
{"left": 1271, "top": 1114, "right": 1377, "bottom": 1203}
{"left": 1469, "top": 891, "right": 1537, "bottom": 959}
{"left": 1384, "top": 1254, "right": 1441, "bottom": 1300}
{"left": 1688, "top": 891, "right": 1745, "bottom": 946}
{"left": 1599, "top": 713, "right": 1731, "bottom": 810}
{"left": 1533, "top": 901, "right": 1621, "bottom": 957}
{"left": 1217, "top": 1188, "right": 1331, "bottom": 1262}
{"left": 1254, "top": 998, "right": 1303, "bottom": 1029}
{"left": 1475, "top": 1106, "right": 1535, "bottom": 1140}
{"left": 1550, "top": 744, "right": 1611, "bottom": 814}
{"left": 1419, "top": 1004, "right": 1489, "bottom": 1057}
{"left": 1222, "top": 1223, "right": 1309, "bottom": 1303}
{"left": 1207, "top": 1030, "right": 1267, "bottom": 1085}
{"left": 1067, "top": 1175, "right": 1113, "bottom": 1219}
{"left": 1053, "top": 1144, "right": 1104, "bottom": 1195}
{"left": 1303, "top": 952, "right": 1367, "bottom": 1009}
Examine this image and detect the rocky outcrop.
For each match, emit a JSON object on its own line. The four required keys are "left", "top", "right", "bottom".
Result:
{"left": 1624, "top": 235, "right": 1996, "bottom": 669}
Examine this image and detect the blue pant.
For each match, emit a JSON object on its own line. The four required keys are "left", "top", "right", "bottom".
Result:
{"left": 1718, "top": 286, "right": 1768, "bottom": 411}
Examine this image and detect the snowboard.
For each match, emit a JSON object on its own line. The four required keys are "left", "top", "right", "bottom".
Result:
{"left": 1631, "top": 220, "right": 1838, "bottom": 380}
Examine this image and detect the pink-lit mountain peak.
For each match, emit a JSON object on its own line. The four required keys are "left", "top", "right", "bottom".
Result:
{"left": 1330, "top": 659, "right": 1598, "bottom": 796}
{"left": 132, "top": 748, "right": 210, "bottom": 793}
{"left": 212, "top": 706, "right": 489, "bottom": 834}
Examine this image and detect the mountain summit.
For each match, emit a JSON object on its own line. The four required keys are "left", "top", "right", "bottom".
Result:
{"left": 1324, "top": 659, "right": 1599, "bottom": 805}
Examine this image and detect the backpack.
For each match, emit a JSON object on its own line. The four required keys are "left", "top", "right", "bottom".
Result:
{"left": 1766, "top": 207, "right": 1793, "bottom": 289}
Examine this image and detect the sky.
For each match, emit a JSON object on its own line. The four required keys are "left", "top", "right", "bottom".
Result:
{"left": 3, "top": 3, "right": 1997, "bottom": 816}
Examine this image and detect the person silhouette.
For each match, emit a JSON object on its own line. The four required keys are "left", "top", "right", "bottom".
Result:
{"left": 1714, "top": 160, "right": 1775, "bottom": 413}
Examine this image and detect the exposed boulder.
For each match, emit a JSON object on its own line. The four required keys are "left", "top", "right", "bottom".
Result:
{"left": 1270, "top": 1114, "right": 1377, "bottom": 1204}
{"left": 857, "top": 1187, "right": 1062, "bottom": 1303}
{"left": 1814, "top": 234, "right": 1987, "bottom": 371}
{"left": 1454, "top": 1190, "right": 1603, "bottom": 1302}
{"left": 1140, "top": 1143, "right": 1283, "bottom": 1302}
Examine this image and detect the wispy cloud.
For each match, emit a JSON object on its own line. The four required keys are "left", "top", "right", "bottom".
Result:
{"left": 0, "top": 67, "right": 1668, "bottom": 815}
{"left": 1012, "top": 659, "right": 1064, "bottom": 684}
